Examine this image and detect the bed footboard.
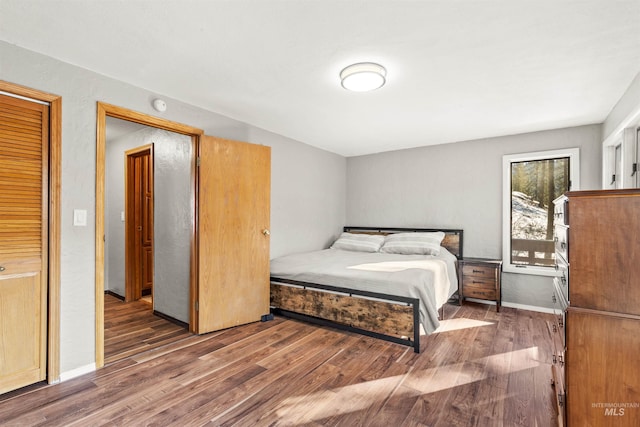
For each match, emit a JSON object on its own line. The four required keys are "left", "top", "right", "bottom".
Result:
{"left": 270, "top": 277, "right": 421, "bottom": 353}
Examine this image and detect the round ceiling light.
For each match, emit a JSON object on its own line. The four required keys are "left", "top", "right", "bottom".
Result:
{"left": 340, "top": 62, "right": 387, "bottom": 92}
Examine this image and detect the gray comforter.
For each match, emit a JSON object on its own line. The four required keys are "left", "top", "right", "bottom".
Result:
{"left": 270, "top": 248, "right": 458, "bottom": 334}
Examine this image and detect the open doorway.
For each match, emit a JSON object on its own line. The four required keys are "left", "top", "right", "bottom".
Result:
{"left": 102, "top": 114, "right": 197, "bottom": 364}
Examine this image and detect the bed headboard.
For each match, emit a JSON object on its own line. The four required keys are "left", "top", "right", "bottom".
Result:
{"left": 343, "top": 226, "right": 464, "bottom": 259}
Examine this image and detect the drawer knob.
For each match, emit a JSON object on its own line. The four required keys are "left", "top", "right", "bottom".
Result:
{"left": 472, "top": 269, "right": 484, "bottom": 274}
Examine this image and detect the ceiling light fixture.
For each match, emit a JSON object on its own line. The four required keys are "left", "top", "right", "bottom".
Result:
{"left": 340, "top": 62, "right": 386, "bottom": 92}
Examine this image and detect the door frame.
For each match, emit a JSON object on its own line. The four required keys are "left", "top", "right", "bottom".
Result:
{"left": 95, "top": 102, "right": 203, "bottom": 368}
{"left": 0, "top": 80, "right": 62, "bottom": 384}
{"left": 124, "top": 144, "right": 154, "bottom": 302}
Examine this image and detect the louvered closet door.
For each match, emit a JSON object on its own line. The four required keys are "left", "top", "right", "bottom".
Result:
{"left": 0, "top": 94, "right": 48, "bottom": 394}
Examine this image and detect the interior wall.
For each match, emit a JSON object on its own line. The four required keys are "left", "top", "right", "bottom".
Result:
{"left": 251, "top": 127, "right": 347, "bottom": 258}
{"left": 602, "top": 71, "right": 640, "bottom": 142}
{"left": 105, "top": 122, "right": 192, "bottom": 322}
{"left": 152, "top": 129, "right": 192, "bottom": 322}
{"left": 346, "top": 124, "right": 602, "bottom": 310}
{"left": 1, "top": 41, "right": 346, "bottom": 375}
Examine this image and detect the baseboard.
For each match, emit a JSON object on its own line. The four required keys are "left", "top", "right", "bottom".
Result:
{"left": 464, "top": 298, "right": 496, "bottom": 306}
{"left": 153, "top": 310, "right": 189, "bottom": 329}
{"left": 59, "top": 363, "right": 96, "bottom": 382}
{"left": 104, "top": 290, "right": 124, "bottom": 300}
{"left": 465, "top": 298, "right": 555, "bottom": 314}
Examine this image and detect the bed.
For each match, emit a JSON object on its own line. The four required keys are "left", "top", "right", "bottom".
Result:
{"left": 270, "top": 227, "right": 463, "bottom": 353}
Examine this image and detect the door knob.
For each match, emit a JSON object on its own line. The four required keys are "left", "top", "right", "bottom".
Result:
{"left": 262, "top": 229, "right": 270, "bottom": 236}
{"left": 0, "top": 266, "right": 5, "bottom": 272}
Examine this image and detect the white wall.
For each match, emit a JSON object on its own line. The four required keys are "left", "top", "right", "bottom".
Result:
{"left": 347, "top": 124, "right": 602, "bottom": 309}
{"left": 602, "top": 71, "right": 640, "bottom": 142}
{"left": 1, "top": 41, "right": 346, "bottom": 375}
{"left": 105, "top": 123, "right": 193, "bottom": 323}
{"left": 601, "top": 71, "right": 640, "bottom": 189}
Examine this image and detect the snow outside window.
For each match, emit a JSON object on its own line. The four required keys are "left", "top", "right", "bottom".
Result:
{"left": 502, "top": 148, "right": 580, "bottom": 276}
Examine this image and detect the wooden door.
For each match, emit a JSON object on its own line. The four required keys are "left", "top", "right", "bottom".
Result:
{"left": 197, "top": 136, "right": 270, "bottom": 333}
{"left": 0, "top": 94, "right": 48, "bottom": 394}
{"left": 125, "top": 144, "right": 154, "bottom": 301}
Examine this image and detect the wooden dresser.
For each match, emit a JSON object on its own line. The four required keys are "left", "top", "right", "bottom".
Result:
{"left": 552, "top": 189, "right": 640, "bottom": 426}
{"left": 457, "top": 258, "right": 502, "bottom": 311}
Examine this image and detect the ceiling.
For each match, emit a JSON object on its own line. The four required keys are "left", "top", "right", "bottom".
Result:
{"left": 1, "top": 1, "right": 639, "bottom": 157}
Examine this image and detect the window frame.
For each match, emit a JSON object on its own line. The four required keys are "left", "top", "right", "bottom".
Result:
{"left": 502, "top": 148, "right": 580, "bottom": 276}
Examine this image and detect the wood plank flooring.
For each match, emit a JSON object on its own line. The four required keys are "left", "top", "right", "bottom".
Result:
{"left": 0, "top": 302, "right": 557, "bottom": 426}
{"left": 104, "top": 294, "right": 192, "bottom": 364}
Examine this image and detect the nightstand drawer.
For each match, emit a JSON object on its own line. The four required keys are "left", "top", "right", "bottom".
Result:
{"left": 462, "top": 282, "right": 497, "bottom": 300}
{"left": 461, "top": 264, "right": 497, "bottom": 280}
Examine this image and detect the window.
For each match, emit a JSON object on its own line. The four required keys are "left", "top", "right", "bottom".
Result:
{"left": 502, "top": 148, "right": 580, "bottom": 275}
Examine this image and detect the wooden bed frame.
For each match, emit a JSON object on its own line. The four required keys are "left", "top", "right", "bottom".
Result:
{"left": 270, "top": 227, "right": 464, "bottom": 353}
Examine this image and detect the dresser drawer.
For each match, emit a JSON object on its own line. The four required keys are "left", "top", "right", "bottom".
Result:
{"left": 554, "top": 252, "right": 568, "bottom": 280}
{"left": 461, "top": 264, "right": 498, "bottom": 280}
{"left": 548, "top": 318, "right": 565, "bottom": 367}
{"left": 553, "top": 196, "right": 568, "bottom": 226}
{"left": 551, "top": 364, "right": 566, "bottom": 427}
{"left": 553, "top": 277, "right": 569, "bottom": 312}
{"left": 554, "top": 225, "right": 569, "bottom": 261}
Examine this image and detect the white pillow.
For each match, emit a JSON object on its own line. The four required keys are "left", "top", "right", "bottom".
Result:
{"left": 380, "top": 232, "right": 445, "bottom": 255}
{"left": 330, "top": 232, "right": 385, "bottom": 253}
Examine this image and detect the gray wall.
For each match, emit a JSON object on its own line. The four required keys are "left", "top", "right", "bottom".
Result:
{"left": 347, "top": 124, "right": 602, "bottom": 309}
{"left": 1, "top": 41, "right": 346, "bottom": 375}
{"left": 105, "top": 122, "right": 192, "bottom": 323}
{"left": 253, "top": 127, "right": 347, "bottom": 257}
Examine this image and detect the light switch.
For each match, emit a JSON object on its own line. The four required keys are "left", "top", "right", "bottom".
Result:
{"left": 73, "top": 209, "right": 87, "bottom": 227}
{"left": 121, "top": 211, "right": 125, "bottom": 222}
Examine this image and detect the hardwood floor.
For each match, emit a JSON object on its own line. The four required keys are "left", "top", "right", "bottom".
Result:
{"left": 104, "top": 293, "right": 192, "bottom": 364}
{"left": 0, "top": 303, "right": 557, "bottom": 426}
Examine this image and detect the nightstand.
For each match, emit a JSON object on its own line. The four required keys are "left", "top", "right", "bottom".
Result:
{"left": 458, "top": 258, "right": 502, "bottom": 312}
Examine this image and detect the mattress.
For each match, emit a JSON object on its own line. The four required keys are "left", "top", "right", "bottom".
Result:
{"left": 270, "top": 247, "right": 458, "bottom": 334}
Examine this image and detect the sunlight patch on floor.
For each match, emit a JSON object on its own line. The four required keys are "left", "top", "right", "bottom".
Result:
{"left": 275, "top": 374, "right": 408, "bottom": 423}
{"left": 432, "top": 317, "right": 494, "bottom": 333}
{"left": 274, "top": 346, "right": 541, "bottom": 423}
